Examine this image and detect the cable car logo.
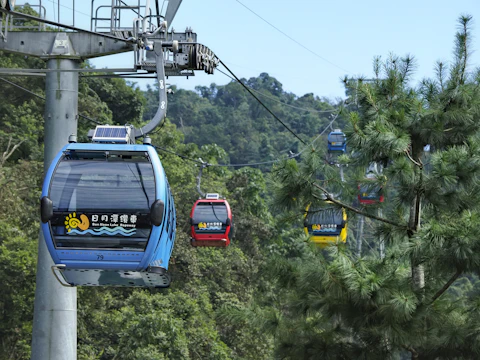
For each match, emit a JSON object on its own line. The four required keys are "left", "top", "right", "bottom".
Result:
{"left": 311, "top": 223, "right": 337, "bottom": 232}
{"left": 197, "top": 222, "right": 222, "bottom": 230}
{"left": 65, "top": 212, "right": 90, "bottom": 232}
{"left": 64, "top": 212, "right": 136, "bottom": 237}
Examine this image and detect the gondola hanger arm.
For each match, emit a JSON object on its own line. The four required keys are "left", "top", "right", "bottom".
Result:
{"left": 134, "top": 45, "right": 167, "bottom": 138}
{"left": 196, "top": 158, "right": 209, "bottom": 198}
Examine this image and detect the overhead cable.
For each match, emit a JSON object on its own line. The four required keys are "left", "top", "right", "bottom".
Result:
{"left": 153, "top": 110, "right": 341, "bottom": 168}
{"left": 0, "top": 76, "right": 340, "bottom": 168}
{"left": 216, "top": 68, "right": 337, "bottom": 114}
{"left": 234, "top": 0, "right": 351, "bottom": 74}
{"left": 0, "top": 77, "right": 103, "bottom": 125}
{"left": 218, "top": 59, "right": 307, "bottom": 145}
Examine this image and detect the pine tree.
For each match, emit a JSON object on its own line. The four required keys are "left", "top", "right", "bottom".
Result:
{"left": 268, "top": 15, "right": 480, "bottom": 359}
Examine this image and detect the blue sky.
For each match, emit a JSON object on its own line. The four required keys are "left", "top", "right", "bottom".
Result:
{"left": 48, "top": 0, "right": 480, "bottom": 100}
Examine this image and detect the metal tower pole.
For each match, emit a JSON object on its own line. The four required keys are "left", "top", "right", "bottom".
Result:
{"left": 31, "top": 58, "right": 79, "bottom": 360}
{"left": 379, "top": 208, "right": 385, "bottom": 259}
{"left": 356, "top": 215, "right": 364, "bottom": 257}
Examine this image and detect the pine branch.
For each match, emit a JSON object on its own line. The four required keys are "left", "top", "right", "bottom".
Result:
{"left": 429, "top": 268, "right": 462, "bottom": 304}
{"left": 311, "top": 182, "right": 404, "bottom": 228}
{"left": 362, "top": 85, "right": 379, "bottom": 114}
{"left": 405, "top": 149, "right": 422, "bottom": 167}
{"left": 436, "top": 61, "right": 446, "bottom": 91}
{"left": 459, "top": 16, "right": 470, "bottom": 85}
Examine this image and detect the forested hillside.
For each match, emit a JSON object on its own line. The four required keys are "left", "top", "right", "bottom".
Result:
{"left": 143, "top": 73, "right": 344, "bottom": 167}
{"left": 1, "top": 12, "right": 480, "bottom": 360}
{"left": 0, "top": 42, "right": 343, "bottom": 358}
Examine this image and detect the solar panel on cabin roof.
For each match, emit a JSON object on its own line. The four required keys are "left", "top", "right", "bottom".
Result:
{"left": 95, "top": 127, "right": 128, "bottom": 138}
{"left": 92, "top": 126, "right": 131, "bottom": 143}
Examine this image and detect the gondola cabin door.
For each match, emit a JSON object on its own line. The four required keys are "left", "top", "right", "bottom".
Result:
{"left": 190, "top": 193, "right": 233, "bottom": 247}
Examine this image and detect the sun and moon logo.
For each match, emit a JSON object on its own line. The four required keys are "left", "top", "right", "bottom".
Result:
{"left": 64, "top": 212, "right": 136, "bottom": 237}
{"left": 197, "top": 222, "right": 222, "bottom": 231}
{"left": 65, "top": 212, "right": 90, "bottom": 232}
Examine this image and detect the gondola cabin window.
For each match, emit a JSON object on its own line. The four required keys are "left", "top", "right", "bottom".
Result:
{"left": 328, "top": 134, "right": 346, "bottom": 145}
{"left": 48, "top": 151, "right": 155, "bottom": 250}
{"left": 359, "top": 184, "right": 380, "bottom": 199}
{"left": 306, "top": 208, "right": 344, "bottom": 234}
{"left": 358, "top": 183, "right": 384, "bottom": 204}
{"left": 192, "top": 202, "right": 228, "bottom": 233}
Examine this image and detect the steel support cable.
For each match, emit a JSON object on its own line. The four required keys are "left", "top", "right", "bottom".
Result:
{"left": 1, "top": 75, "right": 337, "bottom": 167}
{"left": 155, "top": 144, "right": 284, "bottom": 167}
{"left": 0, "top": 68, "right": 138, "bottom": 74}
{"left": 0, "top": 77, "right": 103, "bottom": 125}
{"left": 216, "top": 68, "right": 337, "bottom": 114}
{"left": 218, "top": 59, "right": 306, "bottom": 145}
{"left": 295, "top": 113, "right": 339, "bottom": 157}
{"left": 153, "top": 110, "right": 339, "bottom": 168}
{"left": 0, "top": 73, "right": 338, "bottom": 167}
{"left": 153, "top": 145, "right": 204, "bottom": 164}
{"left": 81, "top": 74, "right": 159, "bottom": 79}
{"left": 234, "top": 0, "right": 351, "bottom": 74}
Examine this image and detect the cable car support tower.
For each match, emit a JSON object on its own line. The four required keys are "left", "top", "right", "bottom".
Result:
{"left": 0, "top": 1, "right": 219, "bottom": 359}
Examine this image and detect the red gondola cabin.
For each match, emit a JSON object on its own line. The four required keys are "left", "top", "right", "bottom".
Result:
{"left": 358, "top": 181, "right": 384, "bottom": 205}
{"left": 190, "top": 193, "right": 233, "bottom": 247}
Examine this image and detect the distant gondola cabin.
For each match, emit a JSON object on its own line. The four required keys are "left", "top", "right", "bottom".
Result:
{"left": 304, "top": 203, "right": 347, "bottom": 247}
{"left": 358, "top": 172, "right": 385, "bottom": 205}
{"left": 358, "top": 183, "right": 384, "bottom": 205}
{"left": 190, "top": 194, "right": 233, "bottom": 247}
{"left": 327, "top": 129, "right": 347, "bottom": 154}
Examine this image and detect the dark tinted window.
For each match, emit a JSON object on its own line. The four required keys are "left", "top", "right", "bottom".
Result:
{"left": 328, "top": 134, "right": 345, "bottom": 143}
{"left": 48, "top": 151, "right": 155, "bottom": 250}
{"left": 306, "top": 208, "right": 344, "bottom": 225}
{"left": 192, "top": 202, "right": 228, "bottom": 223}
{"left": 50, "top": 155, "right": 155, "bottom": 212}
{"left": 359, "top": 184, "right": 381, "bottom": 199}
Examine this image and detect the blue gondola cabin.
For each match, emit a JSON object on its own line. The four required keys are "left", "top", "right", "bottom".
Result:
{"left": 327, "top": 129, "right": 347, "bottom": 154}
{"left": 40, "top": 126, "right": 176, "bottom": 287}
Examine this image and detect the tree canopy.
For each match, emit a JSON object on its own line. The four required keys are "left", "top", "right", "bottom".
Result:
{"left": 0, "top": 12, "right": 479, "bottom": 360}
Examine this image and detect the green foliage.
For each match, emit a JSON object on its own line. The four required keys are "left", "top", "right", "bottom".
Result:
{"left": 0, "top": 160, "right": 40, "bottom": 360}
{"left": 2, "top": 10, "right": 480, "bottom": 360}
{"left": 85, "top": 76, "right": 145, "bottom": 126}
{"left": 78, "top": 290, "right": 231, "bottom": 360}
{"left": 146, "top": 73, "right": 344, "bottom": 166}
{"left": 264, "top": 14, "right": 480, "bottom": 359}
